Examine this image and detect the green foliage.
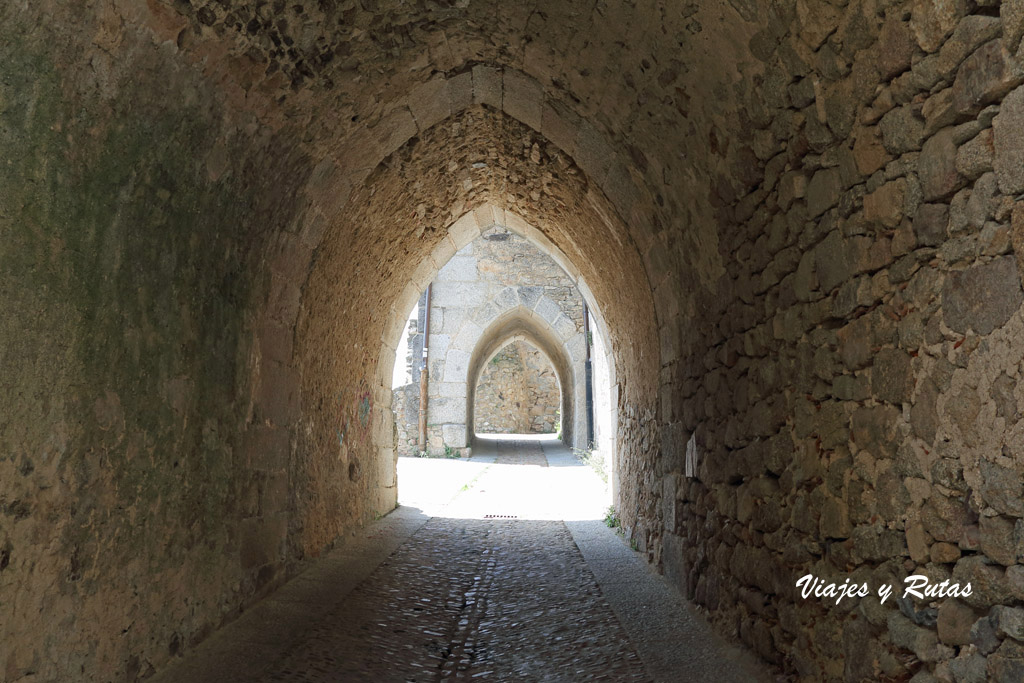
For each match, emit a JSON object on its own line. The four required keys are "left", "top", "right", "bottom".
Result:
{"left": 575, "top": 447, "right": 607, "bottom": 483}
{"left": 603, "top": 505, "right": 620, "bottom": 529}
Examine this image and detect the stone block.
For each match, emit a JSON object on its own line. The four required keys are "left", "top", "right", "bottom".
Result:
{"left": 435, "top": 255, "right": 478, "bottom": 282}
{"left": 427, "top": 334, "right": 451, "bottom": 364}
{"left": 919, "top": 128, "right": 964, "bottom": 201}
{"left": 910, "top": 0, "right": 967, "bottom": 53}
{"left": 534, "top": 295, "right": 562, "bottom": 325}
{"left": 259, "top": 471, "right": 290, "bottom": 515}
{"left": 777, "top": 171, "right": 807, "bottom": 210}
{"left": 922, "top": 86, "right": 957, "bottom": 136}
{"left": 806, "top": 167, "right": 842, "bottom": 218}
{"left": 441, "top": 423, "right": 467, "bottom": 448}
{"left": 948, "top": 653, "right": 987, "bottom": 683}
{"left": 239, "top": 516, "right": 286, "bottom": 570}
{"left": 662, "top": 532, "right": 689, "bottom": 597}
{"left": 376, "top": 106, "right": 418, "bottom": 157}
{"left": 863, "top": 179, "right": 907, "bottom": 227}
{"left": 913, "top": 203, "right": 949, "bottom": 247}
{"left": 432, "top": 281, "right": 487, "bottom": 308}
{"left": 992, "top": 605, "right": 1024, "bottom": 641}
{"left": 438, "top": 308, "right": 465, "bottom": 335}
{"left": 941, "top": 256, "right": 1023, "bottom": 335}
{"left": 472, "top": 204, "right": 499, "bottom": 228}
{"left": 540, "top": 98, "right": 580, "bottom": 155}
{"left": 573, "top": 119, "right": 613, "bottom": 182}
{"left": 565, "top": 333, "right": 586, "bottom": 365}
{"left": 888, "top": 611, "right": 940, "bottom": 662}
{"left": 429, "top": 236, "right": 459, "bottom": 271}
{"left": 494, "top": 286, "right": 519, "bottom": 311}
{"left": 447, "top": 71, "right": 473, "bottom": 113}
{"left": 953, "top": 555, "right": 1015, "bottom": 609}
{"left": 502, "top": 70, "right": 543, "bottom": 131}
{"left": 433, "top": 382, "right": 466, "bottom": 399}
{"left": 931, "top": 541, "right": 961, "bottom": 564}
{"left": 601, "top": 161, "right": 640, "bottom": 219}
{"left": 880, "top": 105, "right": 925, "bottom": 154}
{"left": 242, "top": 425, "right": 290, "bottom": 472}
{"left": 957, "top": 128, "right": 995, "bottom": 181}
{"left": 878, "top": 16, "right": 916, "bottom": 80}
{"left": 451, "top": 321, "right": 482, "bottom": 352}
{"left": 268, "top": 275, "right": 301, "bottom": 325}
{"left": 426, "top": 396, "right": 467, "bottom": 424}
{"left": 442, "top": 349, "right": 471, "bottom": 383}
{"left": 256, "top": 361, "right": 300, "bottom": 426}
{"left": 972, "top": 614, "right": 1002, "bottom": 654}
{"left": 472, "top": 64, "right": 502, "bottom": 109}
{"left": 965, "top": 172, "right": 998, "bottom": 230}
{"left": 951, "top": 40, "right": 1024, "bottom": 119}
{"left": 820, "top": 494, "right": 851, "bottom": 539}
{"left": 851, "top": 404, "right": 900, "bottom": 459}
{"left": 259, "top": 322, "right": 294, "bottom": 364}
{"left": 853, "top": 126, "right": 891, "bottom": 177}
{"left": 815, "top": 231, "right": 869, "bottom": 293}
{"left": 1006, "top": 0, "right": 1024, "bottom": 53}
{"left": 907, "top": 520, "right": 932, "bottom": 563}
{"left": 872, "top": 347, "right": 915, "bottom": 404}
{"left": 796, "top": 0, "right": 842, "bottom": 49}
{"left": 989, "top": 639, "right": 1024, "bottom": 683}
{"left": 517, "top": 286, "right": 543, "bottom": 309}
{"left": 1008, "top": 565, "right": 1024, "bottom": 601}
{"left": 994, "top": 85, "right": 1024, "bottom": 195}
{"left": 448, "top": 212, "right": 480, "bottom": 248}
{"left": 980, "top": 457, "right": 1024, "bottom": 518}
{"left": 938, "top": 599, "right": 977, "bottom": 645}
{"left": 553, "top": 314, "right": 576, "bottom": 341}
{"left": 408, "top": 76, "right": 451, "bottom": 131}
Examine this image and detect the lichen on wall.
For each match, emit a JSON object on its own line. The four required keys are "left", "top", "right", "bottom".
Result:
{"left": 0, "top": 4, "right": 313, "bottom": 679}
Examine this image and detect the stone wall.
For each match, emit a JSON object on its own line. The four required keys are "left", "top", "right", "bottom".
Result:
{"left": 392, "top": 384, "right": 420, "bottom": 457}
{"left": 474, "top": 340, "right": 561, "bottom": 434}
{"left": 0, "top": 4, "right": 315, "bottom": 680}
{"left": 647, "top": 4, "right": 1024, "bottom": 682}
{"left": 1, "top": 3, "right": 663, "bottom": 680}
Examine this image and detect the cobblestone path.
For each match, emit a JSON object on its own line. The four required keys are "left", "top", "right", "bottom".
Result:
{"left": 262, "top": 443, "right": 649, "bottom": 682}
{"left": 150, "top": 437, "right": 772, "bottom": 683}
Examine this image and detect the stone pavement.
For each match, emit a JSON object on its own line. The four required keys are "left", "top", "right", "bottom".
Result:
{"left": 150, "top": 437, "right": 772, "bottom": 682}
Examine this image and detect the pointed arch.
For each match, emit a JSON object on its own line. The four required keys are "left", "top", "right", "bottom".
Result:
{"left": 465, "top": 304, "right": 582, "bottom": 450}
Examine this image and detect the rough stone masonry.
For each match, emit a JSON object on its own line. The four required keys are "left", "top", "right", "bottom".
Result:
{"left": 474, "top": 340, "right": 562, "bottom": 436}
{"left": 4, "top": 0, "right": 1024, "bottom": 681}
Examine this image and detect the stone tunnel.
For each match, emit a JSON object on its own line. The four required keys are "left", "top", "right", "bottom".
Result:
{"left": 4, "top": 0, "right": 1024, "bottom": 680}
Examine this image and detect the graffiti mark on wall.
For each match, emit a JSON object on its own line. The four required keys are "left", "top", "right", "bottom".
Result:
{"left": 335, "top": 379, "right": 373, "bottom": 448}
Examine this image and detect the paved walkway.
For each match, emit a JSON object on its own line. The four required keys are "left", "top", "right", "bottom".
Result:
{"left": 151, "top": 437, "right": 772, "bottom": 682}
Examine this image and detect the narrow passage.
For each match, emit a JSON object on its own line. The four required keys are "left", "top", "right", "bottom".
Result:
{"left": 151, "top": 439, "right": 770, "bottom": 682}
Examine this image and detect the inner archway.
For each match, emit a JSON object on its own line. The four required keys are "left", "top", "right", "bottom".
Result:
{"left": 474, "top": 339, "right": 561, "bottom": 436}
{"left": 464, "top": 305, "right": 579, "bottom": 450}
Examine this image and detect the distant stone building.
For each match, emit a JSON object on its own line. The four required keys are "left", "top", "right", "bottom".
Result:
{"left": 392, "top": 226, "right": 592, "bottom": 456}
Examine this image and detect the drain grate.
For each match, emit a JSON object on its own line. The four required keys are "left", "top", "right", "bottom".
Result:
{"left": 483, "top": 514, "right": 518, "bottom": 519}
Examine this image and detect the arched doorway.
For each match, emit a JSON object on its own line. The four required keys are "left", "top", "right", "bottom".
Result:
{"left": 473, "top": 339, "right": 561, "bottom": 436}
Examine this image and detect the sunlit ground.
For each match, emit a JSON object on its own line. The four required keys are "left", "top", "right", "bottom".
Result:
{"left": 397, "top": 434, "right": 611, "bottom": 521}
